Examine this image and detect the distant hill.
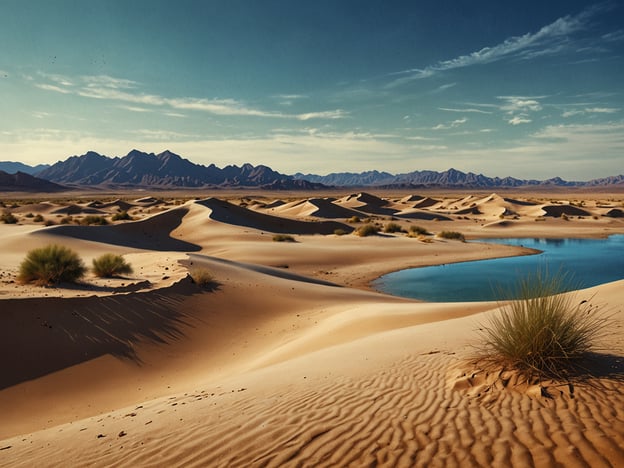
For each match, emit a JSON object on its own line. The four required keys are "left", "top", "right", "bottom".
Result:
{"left": 0, "top": 161, "right": 50, "bottom": 175}
{"left": 0, "top": 170, "right": 67, "bottom": 192}
{"left": 7, "top": 150, "right": 621, "bottom": 190}
{"left": 293, "top": 168, "right": 624, "bottom": 188}
{"left": 35, "top": 150, "right": 324, "bottom": 189}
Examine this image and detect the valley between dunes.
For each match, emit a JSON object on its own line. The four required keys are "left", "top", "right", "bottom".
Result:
{"left": 0, "top": 190, "right": 623, "bottom": 467}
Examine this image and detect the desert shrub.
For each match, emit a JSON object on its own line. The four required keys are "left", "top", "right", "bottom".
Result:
{"left": 475, "top": 270, "right": 611, "bottom": 380}
{"left": 355, "top": 224, "right": 379, "bottom": 237}
{"left": 383, "top": 222, "right": 404, "bottom": 233}
{"left": 188, "top": 267, "right": 214, "bottom": 286}
{"left": 437, "top": 230, "right": 465, "bottom": 241}
{"left": 81, "top": 215, "right": 108, "bottom": 225}
{"left": 33, "top": 214, "right": 44, "bottom": 222}
{"left": 25, "top": 212, "right": 34, "bottom": 218}
{"left": 409, "top": 225, "right": 430, "bottom": 236}
{"left": 1, "top": 210, "right": 18, "bottom": 224}
{"left": 60, "top": 216, "right": 73, "bottom": 224}
{"left": 347, "top": 216, "right": 361, "bottom": 223}
{"left": 112, "top": 210, "right": 132, "bottom": 221}
{"left": 92, "top": 253, "right": 133, "bottom": 278}
{"left": 273, "top": 234, "right": 296, "bottom": 242}
{"left": 44, "top": 219, "right": 55, "bottom": 226}
{"left": 18, "top": 244, "right": 86, "bottom": 285}
{"left": 333, "top": 228, "right": 348, "bottom": 236}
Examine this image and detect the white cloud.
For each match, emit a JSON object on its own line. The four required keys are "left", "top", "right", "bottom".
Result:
{"left": 439, "top": 107, "right": 492, "bottom": 114}
{"left": 35, "top": 83, "right": 72, "bottom": 94}
{"left": 508, "top": 116, "right": 532, "bottom": 125}
{"left": 118, "top": 105, "right": 152, "bottom": 113}
{"left": 432, "top": 117, "right": 468, "bottom": 130}
{"left": 386, "top": 3, "right": 607, "bottom": 87}
{"left": 498, "top": 96, "right": 543, "bottom": 114}
{"left": 33, "top": 73, "right": 346, "bottom": 121}
{"left": 296, "top": 110, "right": 347, "bottom": 121}
{"left": 562, "top": 107, "right": 619, "bottom": 117}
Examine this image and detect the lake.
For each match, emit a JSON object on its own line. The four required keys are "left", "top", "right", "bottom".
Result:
{"left": 372, "top": 235, "right": 624, "bottom": 302}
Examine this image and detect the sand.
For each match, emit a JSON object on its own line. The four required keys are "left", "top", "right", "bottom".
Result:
{"left": 0, "top": 190, "right": 623, "bottom": 467}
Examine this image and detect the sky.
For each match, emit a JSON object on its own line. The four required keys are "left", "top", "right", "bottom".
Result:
{"left": 1, "top": 0, "right": 623, "bottom": 179}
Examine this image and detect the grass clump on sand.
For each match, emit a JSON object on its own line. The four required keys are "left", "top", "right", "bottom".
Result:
{"left": 1, "top": 210, "right": 18, "bottom": 224}
{"left": 92, "top": 253, "right": 133, "bottom": 278}
{"left": 112, "top": 210, "right": 132, "bottom": 221}
{"left": 273, "top": 234, "right": 296, "bottom": 242}
{"left": 347, "top": 216, "right": 361, "bottom": 223}
{"left": 188, "top": 267, "right": 214, "bottom": 286}
{"left": 408, "top": 225, "right": 431, "bottom": 237}
{"left": 475, "top": 269, "right": 611, "bottom": 380}
{"left": 383, "top": 222, "right": 405, "bottom": 233}
{"left": 333, "top": 228, "right": 348, "bottom": 236}
{"left": 355, "top": 224, "right": 379, "bottom": 237}
{"left": 81, "top": 215, "right": 109, "bottom": 225}
{"left": 18, "top": 244, "right": 86, "bottom": 285}
{"left": 437, "top": 230, "right": 465, "bottom": 241}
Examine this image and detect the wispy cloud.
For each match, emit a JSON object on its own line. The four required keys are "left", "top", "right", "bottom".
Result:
{"left": 508, "top": 116, "right": 532, "bottom": 125}
{"left": 33, "top": 73, "right": 347, "bottom": 121}
{"left": 386, "top": 3, "right": 610, "bottom": 87}
{"left": 439, "top": 107, "right": 492, "bottom": 114}
{"left": 432, "top": 118, "right": 468, "bottom": 130}
{"left": 296, "top": 110, "right": 348, "bottom": 121}
{"left": 562, "top": 106, "right": 619, "bottom": 117}
{"left": 118, "top": 105, "right": 152, "bottom": 113}
{"left": 498, "top": 96, "right": 543, "bottom": 113}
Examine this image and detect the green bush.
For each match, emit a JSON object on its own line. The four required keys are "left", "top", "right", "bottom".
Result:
{"left": 18, "top": 244, "right": 86, "bottom": 285}
{"left": 92, "top": 253, "right": 133, "bottom": 278}
{"left": 81, "top": 215, "right": 109, "bottom": 225}
{"left": 273, "top": 234, "right": 296, "bottom": 242}
{"left": 383, "top": 222, "right": 405, "bottom": 233}
{"left": 437, "top": 230, "right": 465, "bottom": 241}
{"left": 355, "top": 224, "right": 379, "bottom": 237}
{"left": 475, "top": 270, "right": 611, "bottom": 380}
{"left": 1, "top": 210, "right": 18, "bottom": 224}
{"left": 112, "top": 210, "right": 132, "bottom": 221}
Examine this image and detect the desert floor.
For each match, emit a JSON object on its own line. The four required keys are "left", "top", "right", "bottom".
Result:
{"left": 1, "top": 189, "right": 623, "bottom": 467}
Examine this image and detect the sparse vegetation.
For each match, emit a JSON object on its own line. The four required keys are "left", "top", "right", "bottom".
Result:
{"left": 112, "top": 210, "right": 132, "bottom": 221}
{"left": 18, "top": 244, "right": 86, "bottom": 285}
{"left": 60, "top": 216, "right": 73, "bottom": 224}
{"left": 81, "top": 215, "right": 109, "bottom": 225}
{"left": 437, "top": 230, "right": 465, "bottom": 241}
{"left": 188, "top": 267, "right": 214, "bottom": 286}
{"left": 383, "top": 222, "right": 405, "bottom": 233}
{"left": 25, "top": 213, "right": 34, "bottom": 218}
{"left": 408, "top": 225, "right": 431, "bottom": 236}
{"left": 33, "top": 214, "right": 44, "bottom": 222}
{"left": 273, "top": 234, "right": 296, "bottom": 242}
{"left": 92, "top": 253, "right": 133, "bottom": 278}
{"left": 333, "top": 228, "right": 348, "bottom": 236}
{"left": 355, "top": 224, "right": 379, "bottom": 237}
{"left": 1, "top": 210, "right": 18, "bottom": 224}
{"left": 347, "top": 216, "right": 361, "bottom": 223}
{"left": 44, "top": 219, "right": 55, "bottom": 226}
{"left": 475, "top": 269, "right": 612, "bottom": 380}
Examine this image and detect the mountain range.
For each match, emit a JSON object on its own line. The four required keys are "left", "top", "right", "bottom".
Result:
{"left": 0, "top": 150, "right": 622, "bottom": 191}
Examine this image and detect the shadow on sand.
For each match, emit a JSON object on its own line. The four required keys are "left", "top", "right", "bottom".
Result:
{"left": 0, "top": 278, "right": 205, "bottom": 390}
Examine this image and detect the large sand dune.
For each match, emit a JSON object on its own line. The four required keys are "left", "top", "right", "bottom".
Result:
{"left": 0, "top": 190, "right": 623, "bottom": 466}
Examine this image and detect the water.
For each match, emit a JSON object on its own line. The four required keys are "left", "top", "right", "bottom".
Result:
{"left": 373, "top": 235, "right": 624, "bottom": 302}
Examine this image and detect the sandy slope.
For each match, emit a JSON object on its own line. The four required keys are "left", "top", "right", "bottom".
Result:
{"left": 0, "top": 191, "right": 623, "bottom": 467}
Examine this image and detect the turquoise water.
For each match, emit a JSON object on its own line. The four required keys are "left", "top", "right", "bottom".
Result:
{"left": 372, "top": 235, "right": 624, "bottom": 302}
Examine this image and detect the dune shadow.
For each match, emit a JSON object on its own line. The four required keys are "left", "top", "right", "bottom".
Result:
{"left": 41, "top": 206, "right": 201, "bottom": 252}
{"left": 0, "top": 279, "right": 204, "bottom": 390}
{"left": 197, "top": 198, "right": 353, "bottom": 235}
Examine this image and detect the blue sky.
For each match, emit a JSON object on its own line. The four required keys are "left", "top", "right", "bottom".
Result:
{"left": 1, "top": 0, "right": 623, "bottom": 179}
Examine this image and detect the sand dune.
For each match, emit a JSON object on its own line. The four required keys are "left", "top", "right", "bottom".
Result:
{"left": 0, "top": 190, "right": 623, "bottom": 466}
{"left": 197, "top": 197, "right": 353, "bottom": 234}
